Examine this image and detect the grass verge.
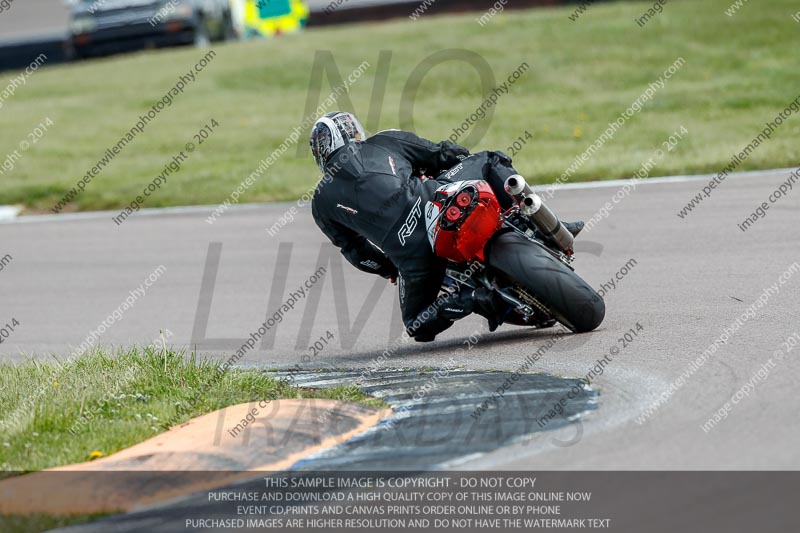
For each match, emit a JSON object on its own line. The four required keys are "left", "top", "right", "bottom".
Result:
{"left": 0, "top": 0, "right": 798, "bottom": 213}
{"left": 0, "top": 346, "right": 384, "bottom": 473}
{"left": 0, "top": 514, "right": 105, "bottom": 533}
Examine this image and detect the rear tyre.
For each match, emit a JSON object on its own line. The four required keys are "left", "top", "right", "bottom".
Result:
{"left": 486, "top": 231, "right": 605, "bottom": 333}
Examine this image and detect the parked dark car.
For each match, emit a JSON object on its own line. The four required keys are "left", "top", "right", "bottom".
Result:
{"left": 67, "top": 0, "right": 236, "bottom": 58}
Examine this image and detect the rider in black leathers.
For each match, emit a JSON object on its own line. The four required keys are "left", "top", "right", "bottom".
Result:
{"left": 310, "top": 112, "right": 574, "bottom": 342}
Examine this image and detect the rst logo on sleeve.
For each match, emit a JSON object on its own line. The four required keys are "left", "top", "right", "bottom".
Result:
{"left": 444, "top": 163, "right": 463, "bottom": 180}
{"left": 336, "top": 203, "right": 358, "bottom": 215}
{"left": 397, "top": 197, "right": 422, "bottom": 246}
{"left": 359, "top": 259, "right": 381, "bottom": 270}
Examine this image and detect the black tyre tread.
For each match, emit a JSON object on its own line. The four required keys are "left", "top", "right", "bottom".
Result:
{"left": 486, "top": 231, "right": 605, "bottom": 333}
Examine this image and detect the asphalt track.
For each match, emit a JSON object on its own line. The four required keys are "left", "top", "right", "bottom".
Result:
{"left": 280, "top": 370, "right": 599, "bottom": 470}
{"left": 1, "top": 168, "right": 799, "bottom": 470}
{"left": 0, "top": 0, "right": 415, "bottom": 43}
{"left": 0, "top": 0, "right": 69, "bottom": 42}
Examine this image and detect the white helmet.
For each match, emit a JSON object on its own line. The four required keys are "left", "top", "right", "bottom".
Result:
{"left": 309, "top": 111, "right": 366, "bottom": 172}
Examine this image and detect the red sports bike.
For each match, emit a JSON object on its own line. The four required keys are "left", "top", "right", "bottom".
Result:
{"left": 425, "top": 175, "right": 605, "bottom": 333}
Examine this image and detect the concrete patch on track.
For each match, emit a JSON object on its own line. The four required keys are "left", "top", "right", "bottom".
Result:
{"left": 0, "top": 205, "right": 21, "bottom": 220}
{"left": 40, "top": 369, "right": 599, "bottom": 532}
{"left": 280, "top": 370, "right": 599, "bottom": 470}
{"left": 0, "top": 400, "right": 386, "bottom": 517}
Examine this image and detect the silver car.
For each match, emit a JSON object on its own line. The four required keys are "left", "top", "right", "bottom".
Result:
{"left": 66, "top": 0, "right": 236, "bottom": 58}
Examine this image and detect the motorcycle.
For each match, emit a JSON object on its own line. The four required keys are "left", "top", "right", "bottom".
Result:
{"left": 425, "top": 175, "right": 605, "bottom": 333}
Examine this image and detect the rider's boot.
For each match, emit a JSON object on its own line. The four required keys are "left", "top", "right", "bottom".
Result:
{"left": 466, "top": 287, "right": 512, "bottom": 332}
{"left": 532, "top": 220, "right": 584, "bottom": 250}
{"left": 434, "top": 288, "right": 512, "bottom": 333}
{"left": 562, "top": 220, "right": 584, "bottom": 237}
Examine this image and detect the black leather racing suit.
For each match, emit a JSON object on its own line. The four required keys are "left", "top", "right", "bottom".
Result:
{"left": 311, "top": 130, "right": 518, "bottom": 342}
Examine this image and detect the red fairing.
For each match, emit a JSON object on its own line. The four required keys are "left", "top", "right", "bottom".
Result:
{"left": 433, "top": 181, "right": 502, "bottom": 263}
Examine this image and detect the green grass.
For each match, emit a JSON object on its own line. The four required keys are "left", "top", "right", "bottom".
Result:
{"left": 0, "top": 347, "right": 384, "bottom": 473}
{"left": 0, "top": 0, "right": 798, "bottom": 213}
{"left": 0, "top": 514, "right": 105, "bottom": 533}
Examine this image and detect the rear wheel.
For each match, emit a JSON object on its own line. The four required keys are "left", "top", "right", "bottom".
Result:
{"left": 486, "top": 231, "right": 605, "bottom": 333}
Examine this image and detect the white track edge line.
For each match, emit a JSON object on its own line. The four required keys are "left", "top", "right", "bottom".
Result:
{"left": 0, "top": 166, "right": 794, "bottom": 225}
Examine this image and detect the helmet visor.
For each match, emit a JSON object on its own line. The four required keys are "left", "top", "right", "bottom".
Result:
{"left": 310, "top": 125, "right": 333, "bottom": 172}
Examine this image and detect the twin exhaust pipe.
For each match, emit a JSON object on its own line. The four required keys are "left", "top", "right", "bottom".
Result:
{"left": 504, "top": 175, "right": 574, "bottom": 254}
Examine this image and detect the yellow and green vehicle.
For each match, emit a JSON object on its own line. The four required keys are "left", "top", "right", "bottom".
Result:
{"left": 232, "top": 0, "right": 309, "bottom": 37}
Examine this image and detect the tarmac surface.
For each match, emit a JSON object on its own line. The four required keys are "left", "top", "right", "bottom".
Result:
{"left": 1, "top": 168, "right": 800, "bottom": 470}
{"left": 0, "top": 0, "right": 417, "bottom": 43}
{"left": 280, "top": 370, "right": 599, "bottom": 470}
{"left": 0, "top": 0, "right": 69, "bottom": 42}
